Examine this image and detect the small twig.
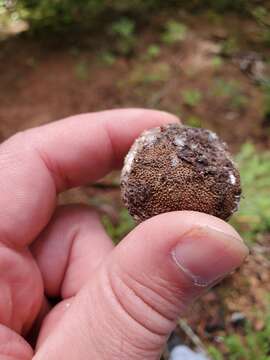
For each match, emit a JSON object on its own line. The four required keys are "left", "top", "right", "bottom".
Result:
{"left": 178, "top": 318, "right": 208, "bottom": 357}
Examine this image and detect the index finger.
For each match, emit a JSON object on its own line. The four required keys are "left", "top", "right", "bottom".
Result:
{"left": 0, "top": 109, "right": 179, "bottom": 247}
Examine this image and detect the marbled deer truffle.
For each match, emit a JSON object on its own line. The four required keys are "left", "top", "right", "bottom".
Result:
{"left": 121, "top": 124, "right": 241, "bottom": 222}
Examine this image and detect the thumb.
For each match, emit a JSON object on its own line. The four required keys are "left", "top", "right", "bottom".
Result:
{"left": 35, "top": 211, "right": 248, "bottom": 360}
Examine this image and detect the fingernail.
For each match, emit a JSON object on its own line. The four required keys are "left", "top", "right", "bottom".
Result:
{"left": 172, "top": 226, "right": 249, "bottom": 287}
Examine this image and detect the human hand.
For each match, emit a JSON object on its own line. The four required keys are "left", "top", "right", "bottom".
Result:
{"left": 0, "top": 109, "right": 248, "bottom": 360}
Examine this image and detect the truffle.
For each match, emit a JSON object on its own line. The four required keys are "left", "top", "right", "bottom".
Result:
{"left": 121, "top": 124, "right": 241, "bottom": 222}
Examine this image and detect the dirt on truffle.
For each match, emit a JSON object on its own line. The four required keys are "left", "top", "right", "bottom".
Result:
{"left": 121, "top": 124, "right": 241, "bottom": 222}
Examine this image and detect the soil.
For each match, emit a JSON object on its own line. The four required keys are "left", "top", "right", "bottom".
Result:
{"left": 0, "top": 17, "right": 269, "bottom": 149}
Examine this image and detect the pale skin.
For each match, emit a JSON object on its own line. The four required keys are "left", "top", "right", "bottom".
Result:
{"left": 0, "top": 109, "right": 248, "bottom": 360}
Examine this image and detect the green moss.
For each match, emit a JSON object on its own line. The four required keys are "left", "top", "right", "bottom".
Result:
{"left": 182, "top": 89, "right": 202, "bottom": 108}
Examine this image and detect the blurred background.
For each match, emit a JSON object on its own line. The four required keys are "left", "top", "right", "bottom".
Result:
{"left": 1, "top": 1, "right": 270, "bottom": 359}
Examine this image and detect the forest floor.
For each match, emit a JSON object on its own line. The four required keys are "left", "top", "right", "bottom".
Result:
{"left": 0, "top": 10, "right": 270, "bottom": 359}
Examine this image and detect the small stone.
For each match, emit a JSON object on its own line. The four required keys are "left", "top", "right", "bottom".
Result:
{"left": 230, "top": 312, "right": 246, "bottom": 327}
{"left": 121, "top": 124, "right": 241, "bottom": 222}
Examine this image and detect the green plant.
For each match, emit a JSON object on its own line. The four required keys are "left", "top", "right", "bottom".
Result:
{"left": 74, "top": 60, "right": 89, "bottom": 80}
{"left": 263, "top": 29, "right": 270, "bottom": 46}
{"left": 211, "top": 56, "right": 224, "bottom": 69}
{"left": 208, "top": 346, "right": 223, "bottom": 360}
{"left": 128, "top": 62, "right": 171, "bottom": 85}
{"left": 110, "top": 17, "right": 136, "bottom": 55}
{"left": 14, "top": 0, "right": 163, "bottom": 32}
{"left": 111, "top": 17, "right": 135, "bottom": 38}
{"left": 208, "top": 312, "right": 270, "bottom": 360}
{"left": 212, "top": 79, "right": 238, "bottom": 97}
{"left": 182, "top": 89, "right": 202, "bottom": 107}
{"left": 161, "top": 20, "right": 187, "bottom": 45}
{"left": 261, "top": 80, "right": 270, "bottom": 119}
{"left": 231, "top": 143, "right": 270, "bottom": 241}
{"left": 144, "top": 63, "right": 171, "bottom": 83}
{"left": 209, "top": 300, "right": 270, "bottom": 359}
{"left": 206, "top": 10, "right": 223, "bottom": 24}
{"left": 252, "top": 6, "right": 270, "bottom": 26}
{"left": 4, "top": 0, "right": 265, "bottom": 34}
{"left": 15, "top": 0, "right": 106, "bottom": 32}
{"left": 102, "top": 208, "right": 135, "bottom": 243}
{"left": 99, "top": 51, "right": 116, "bottom": 66}
{"left": 186, "top": 115, "right": 202, "bottom": 127}
{"left": 251, "top": 6, "right": 270, "bottom": 46}
{"left": 211, "top": 79, "right": 248, "bottom": 110}
{"left": 145, "top": 44, "right": 161, "bottom": 60}
{"left": 220, "top": 37, "right": 239, "bottom": 57}
{"left": 231, "top": 94, "right": 248, "bottom": 110}
{"left": 224, "top": 335, "right": 249, "bottom": 360}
